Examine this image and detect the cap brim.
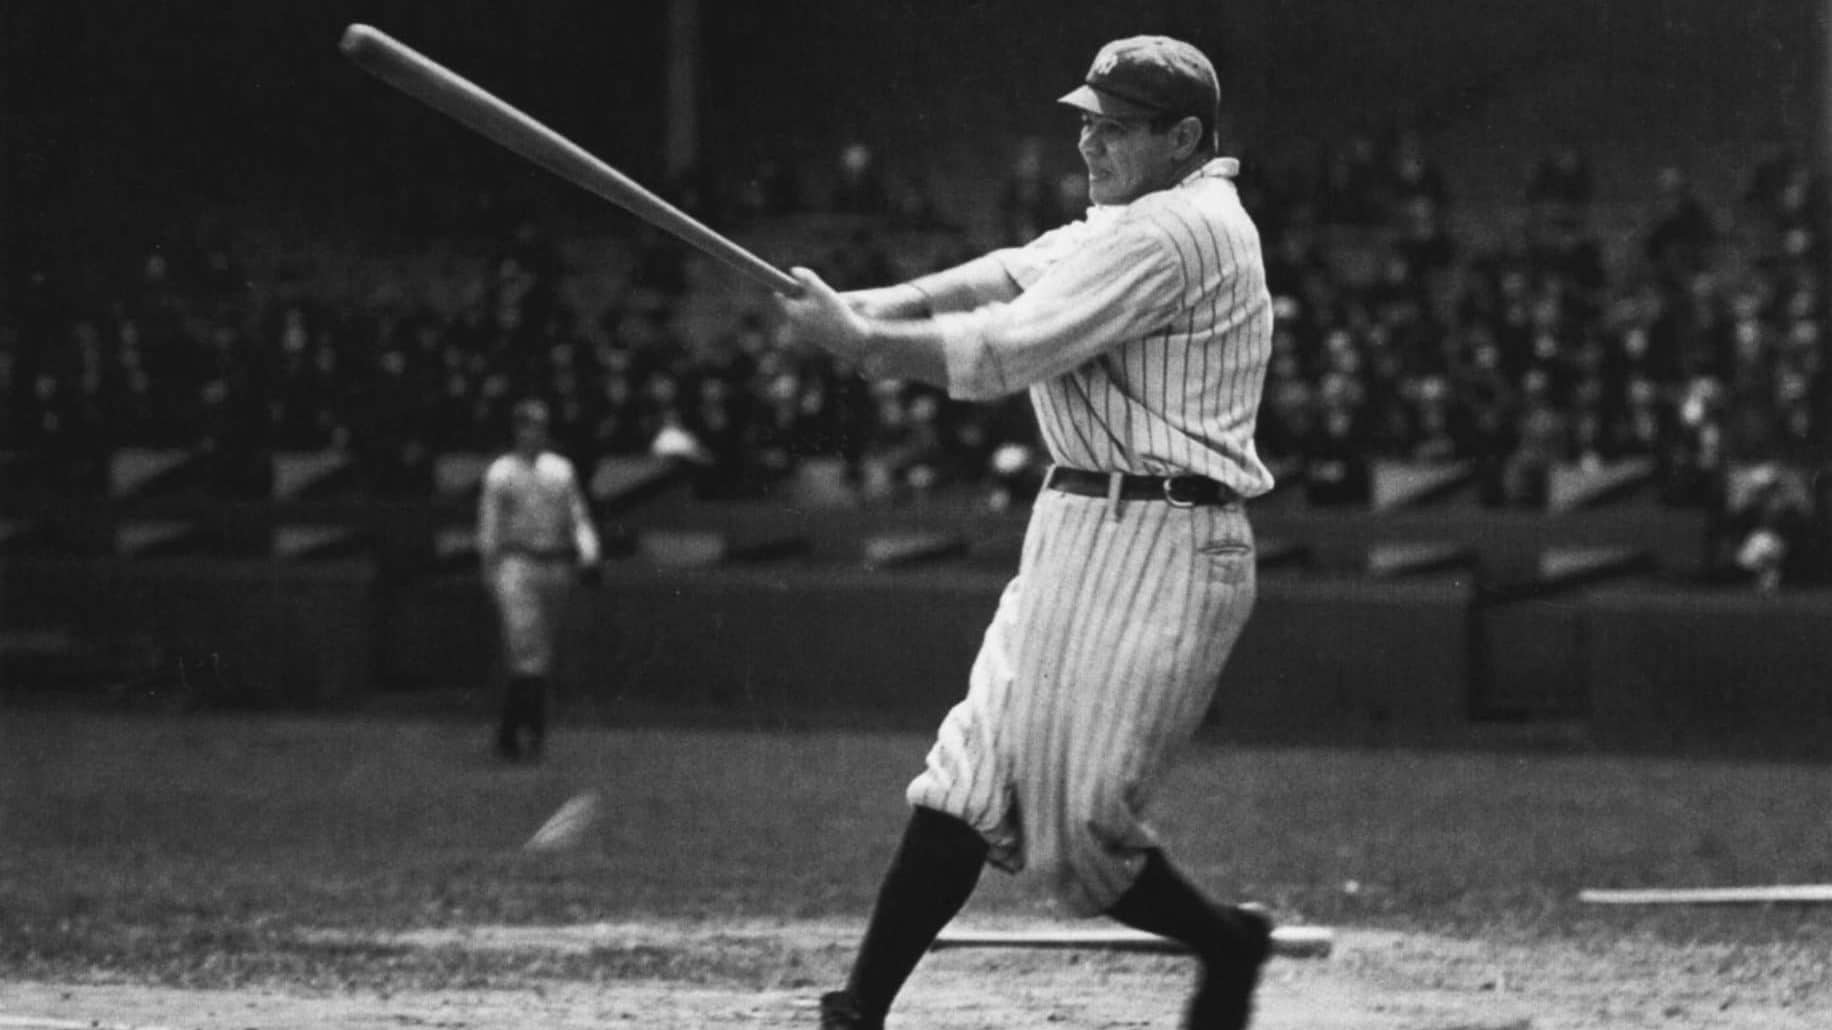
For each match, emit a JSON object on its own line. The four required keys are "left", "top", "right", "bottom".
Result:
{"left": 1057, "top": 84, "right": 1160, "bottom": 120}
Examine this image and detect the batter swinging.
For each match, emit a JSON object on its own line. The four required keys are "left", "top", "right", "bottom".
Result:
{"left": 775, "top": 35, "right": 1276, "bottom": 1030}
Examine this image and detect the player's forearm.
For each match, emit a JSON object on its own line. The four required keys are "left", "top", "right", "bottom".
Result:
{"left": 842, "top": 259, "right": 1022, "bottom": 390}
{"left": 852, "top": 317, "right": 954, "bottom": 389}
{"left": 848, "top": 254, "right": 1018, "bottom": 320}
{"left": 906, "top": 253, "right": 1022, "bottom": 313}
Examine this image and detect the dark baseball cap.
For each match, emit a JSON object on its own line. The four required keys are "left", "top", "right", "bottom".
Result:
{"left": 1058, "top": 35, "right": 1219, "bottom": 127}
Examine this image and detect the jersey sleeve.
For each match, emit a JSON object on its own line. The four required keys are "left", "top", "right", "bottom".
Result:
{"left": 564, "top": 462, "right": 601, "bottom": 564}
{"left": 898, "top": 215, "right": 1104, "bottom": 313}
{"left": 987, "top": 214, "right": 1107, "bottom": 288}
{"left": 932, "top": 214, "right": 1188, "bottom": 401}
{"left": 476, "top": 459, "right": 507, "bottom": 561}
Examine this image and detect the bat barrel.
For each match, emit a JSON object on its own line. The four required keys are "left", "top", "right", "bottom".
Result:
{"left": 339, "top": 24, "right": 800, "bottom": 296}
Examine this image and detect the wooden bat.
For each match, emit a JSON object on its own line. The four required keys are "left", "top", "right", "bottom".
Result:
{"left": 338, "top": 23, "right": 801, "bottom": 296}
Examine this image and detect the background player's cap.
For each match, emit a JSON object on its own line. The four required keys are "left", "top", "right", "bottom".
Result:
{"left": 1059, "top": 35, "right": 1219, "bottom": 127}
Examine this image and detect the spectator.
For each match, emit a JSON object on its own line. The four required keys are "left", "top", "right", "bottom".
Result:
{"left": 427, "top": 369, "right": 484, "bottom": 452}
{"left": 624, "top": 225, "right": 690, "bottom": 308}
{"left": 1663, "top": 376, "right": 1729, "bottom": 506}
{"left": 984, "top": 439, "right": 1045, "bottom": 512}
{"left": 1385, "top": 128, "right": 1450, "bottom": 215}
{"left": 9, "top": 139, "right": 1824, "bottom": 546}
{"left": 826, "top": 229, "right": 899, "bottom": 291}
{"left": 1053, "top": 170, "right": 1089, "bottom": 222}
{"left": 1714, "top": 463, "right": 1816, "bottom": 592}
{"left": 1810, "top": 466, "right": 1832, "bottom": 584}
{"left": 684, "top": 374, "right": 749, "bottom": 498}
{"left": 1301, "top": 374, "right": 1372, "bottom": 506}
{"left": 889, "top": 169, "right": 952, "bottom": 231}
{"left": 735, "top": 158, "right": 805, "bottom": 221}
{"left": 998, "top": 137, "right": 1068, "bottom": 245}
{"left": 1611, "top": 376, "right": 1671, "bottom": 464}
{"left": 1315, "top": 135, "right": 1385, "bottom": 226}
{"left": 1645, "top": 167, "right": 1718, "bottom": 288}
{"left": 1743, "top": 145, "right": 1827, "bottom": 246}
{"left": 1648, "top": 272, "right": 1731, "bottom": 383}
{"left": 1392, "top": 196, "right": 1457, "bottom": 300}
{"left": 1401, "top": 374, "right": 1466, "bottom": 464}
{"left": 750, "top": 359, "right": 812, "bottom": 486}
{"left": 1257, "top": 375, "right": 1316, "bottom": 474}
{"left": 830, "top": 142, "right": 892, "bottom": 216}
{"left": 1526, "top": 146, "right": 1594, "bottom": 224}
{"left": 585, "top": 371, "right": 648, "bottom": 461}
{"left": 1526, "top": 210, "right": 1607, "bottom": 317}
{"left": 1503, "top": 369, "right": 1566, "bottom": 507}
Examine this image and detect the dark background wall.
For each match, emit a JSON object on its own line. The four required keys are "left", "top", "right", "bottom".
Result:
{"left": 10, "top": 555, "right": 1831, "bottom": 752}
{"left": 5, "top": 0, "right": 1823, "bottom": 284}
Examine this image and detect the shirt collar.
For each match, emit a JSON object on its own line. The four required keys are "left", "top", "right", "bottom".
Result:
{"left": 1183, "top": 156, "right": 1240, "bottom": 184}
{"left": 1085, "top": 157, "right": 1239, "bottom": 219}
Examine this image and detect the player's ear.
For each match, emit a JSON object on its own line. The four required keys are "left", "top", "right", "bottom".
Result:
{"left": 1172, "top": 116, "right": 1203, "bottom": 160}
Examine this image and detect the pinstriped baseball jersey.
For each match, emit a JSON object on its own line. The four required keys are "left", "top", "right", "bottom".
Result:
{"left": 902, "top": 155, "right": 1272, "bottom": 916}
{"left": 925, "top": 157, "right": 1274, "bottom": 495}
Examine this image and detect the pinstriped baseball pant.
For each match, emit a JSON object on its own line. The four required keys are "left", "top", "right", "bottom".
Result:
{"left": 906, "top": 487, "right": 1256, "bottom": 915}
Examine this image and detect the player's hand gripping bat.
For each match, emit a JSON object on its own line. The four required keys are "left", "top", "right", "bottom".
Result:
{"left": 339, "top": 24, "right": 801, "bottom": 296}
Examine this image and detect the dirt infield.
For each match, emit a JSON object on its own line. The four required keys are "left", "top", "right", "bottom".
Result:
{"left": 4, "top": 917, "right": 1827, "bottom": 1029}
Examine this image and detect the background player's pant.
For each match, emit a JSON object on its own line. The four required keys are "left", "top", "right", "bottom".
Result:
{"left": 489, "top": 555, "right": 573, "bottom": 755}
{"left": 489, "top": 554, "right": 573, "bottom": 677}
{"left": 908, "top": 489, "right": 1257, "bottom": 915}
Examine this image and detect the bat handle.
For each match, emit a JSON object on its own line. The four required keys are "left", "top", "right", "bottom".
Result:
{"left": 728, "top": 250, "right": 802, "bottom": 297}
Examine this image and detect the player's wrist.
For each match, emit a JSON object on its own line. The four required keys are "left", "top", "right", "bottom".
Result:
{"left": 848, "top": 284, "right": 931, "bottom": 321}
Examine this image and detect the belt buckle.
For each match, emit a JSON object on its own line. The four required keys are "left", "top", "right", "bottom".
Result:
{"left": 1162, "top": 476, "right": 1198, "bottom": 508}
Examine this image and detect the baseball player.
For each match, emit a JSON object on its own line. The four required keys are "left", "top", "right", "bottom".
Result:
{"left": 775, "top": 36, "right": 1276, "bottom": 1030}
{"left": 477, "top": 399, "right": 601, "bottom": 762}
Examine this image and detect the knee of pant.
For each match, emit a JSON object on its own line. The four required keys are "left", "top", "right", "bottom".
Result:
{"left": 1071, "top": 776, "right": 1144, "bottom": 839}
{"left": 909, "top": 806, "right": 991, "bottom": 865}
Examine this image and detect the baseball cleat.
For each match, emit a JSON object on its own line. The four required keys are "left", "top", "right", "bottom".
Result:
{"left": 1185, "top": 903, "right": 1273, "bottom": 1029}
{"left": 817, "top": 990, "right": 882, "bottom": 1030}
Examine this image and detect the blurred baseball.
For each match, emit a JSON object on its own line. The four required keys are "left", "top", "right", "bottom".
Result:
{"left": 523, "top": 790, "right": 603, "bottom": 852}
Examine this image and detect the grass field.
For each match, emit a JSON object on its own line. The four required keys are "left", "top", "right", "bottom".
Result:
{"left": 3, "top": 707, "right": 1831, "bottom": 1025}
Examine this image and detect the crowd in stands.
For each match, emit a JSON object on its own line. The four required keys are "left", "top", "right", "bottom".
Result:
{"left": 4, "top": 131, "right": 1829, "bottom": 585}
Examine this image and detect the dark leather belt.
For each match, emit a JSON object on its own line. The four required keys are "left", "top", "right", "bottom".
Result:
{"left": 1044, "top": 467, "right": 1241, "bottom": 507}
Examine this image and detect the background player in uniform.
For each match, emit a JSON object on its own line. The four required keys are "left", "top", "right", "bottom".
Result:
{"left": 477, "top": 399, "right": 601, "bottom": 762}
{"left": 775, "top": 35, "right": 1277, "bottom": 1030}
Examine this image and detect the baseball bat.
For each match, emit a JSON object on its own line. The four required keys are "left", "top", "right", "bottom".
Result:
{"left": 338, "top": 24, "right": 801, "bottom": 296}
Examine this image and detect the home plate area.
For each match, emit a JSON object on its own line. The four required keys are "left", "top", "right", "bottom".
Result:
{"left": 4, "top": 920, "right": 1823, "bottom": 1030}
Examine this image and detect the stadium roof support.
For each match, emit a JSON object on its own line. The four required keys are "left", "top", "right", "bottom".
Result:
{"left": 666, "top": 0, "right": 699, "bottom": 177}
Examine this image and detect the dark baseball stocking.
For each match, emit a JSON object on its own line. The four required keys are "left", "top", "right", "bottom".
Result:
{"left": 1106, "top": 849, "right": 1270, "bottom": 1029}
{"left": 841, "top": 806, "right": 988, "bottom": 1024}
